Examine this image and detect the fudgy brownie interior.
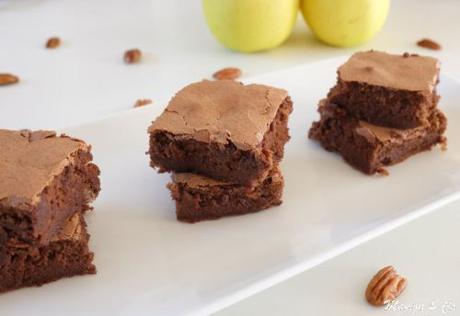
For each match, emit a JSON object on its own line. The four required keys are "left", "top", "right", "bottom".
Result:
{"left": 328, "top": 81, "right": 439, "bottom": 129}
{"left": 0, "top": 213, "right": 95, "bottom": 293}
{"left": 309, "top": 101, "right": 447, "bottom": 174}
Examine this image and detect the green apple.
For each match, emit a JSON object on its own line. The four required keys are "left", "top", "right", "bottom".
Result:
{"left": 300, "top": 0, "right": 390, "bottom": 47}
{"left": 202, "top": 0, "right": 299, "bottom": 53}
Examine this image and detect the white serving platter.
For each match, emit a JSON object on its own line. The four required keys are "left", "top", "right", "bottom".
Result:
{"left": 1, "top": 58, "right": 460, "bottom": 316}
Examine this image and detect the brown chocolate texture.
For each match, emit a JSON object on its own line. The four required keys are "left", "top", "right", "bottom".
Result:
{"left": 149, "top": 80, "right": 293, "bottom": 185}
{"left": 0, "top": 213, "right": 95, "bottom": 293}
{"left": 168, "top": 166, "right": 284, "bottom": 223}
{"left": 338, "top": 51, "right": 439, "bottom": 92}
{"left": 0, "top": 129, "right": 101, "bottom": 245}
{"left": 149, "top": 80, "right": 289, "bottom": 150}
{"left": 329, "top": 51, "right": 441, "bottom": 129}
{"left": 309, "top": 101, "right": 447, "bottom": 174}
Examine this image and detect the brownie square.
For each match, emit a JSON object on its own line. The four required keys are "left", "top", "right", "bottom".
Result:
{"left": 0, "top": 130, "right": 100, "bottom": 245}
{"left": 148, "top": 80, "right": 292, "bottom": 185}
{"left": 0, "top": 213, "right": 95, "bottom": 293}
{"left": 328, "top": 51, "right": 440, "bottom": 129}
{"left": 167, "top": 167, "right": 283, "bottom": 223}
{"left": 308, "top": 101, "right": 447, "bottom": 175}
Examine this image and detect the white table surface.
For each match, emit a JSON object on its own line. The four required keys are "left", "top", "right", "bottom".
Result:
{"left": 1, "top": 0, "right": 459, "bottom": 315}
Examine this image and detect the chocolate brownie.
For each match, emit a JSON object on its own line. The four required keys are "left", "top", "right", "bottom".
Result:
{"left": 328, "top": 51, "right": 440, "bottom": 129}
{"left": 308, "top": 101, "right": 447, "bottom": 174}
{"left": 0, "top": 213, "right": 95, "bottom": 293}
{"left": 148, "top": 80, "right": 292, "bottom": 185}
{"left": 0, "top": 130, "right": 100, "bottom": 245}
{"left": 167, "top": 167, "right": 283, "bottom": 223}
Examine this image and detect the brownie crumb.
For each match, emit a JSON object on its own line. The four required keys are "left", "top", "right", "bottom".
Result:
{"left": 376, "top": 168, "right": 389, "bottom": 176}
{"left": 213, "top": 67, "right": 242, "bottom": 80}
{"left": 46, "top": 37, "right": 61, "bottom": 49}
{"left": 0, "top": 73, "right": 19, "bottom": 86}
{"left": 402, "top": 52, "right": 419, "bottom": 58}
{"left": 417, "top": 38, "right": 442, "bottom": 51}
{"left": 124, "top": 49, "right": 142, "bottom": 64}
{"left": 440, "top": 136, "right": 448, "bottom": 151}
{"left": 134, "top": 99, "right": 153, "bottom": 108}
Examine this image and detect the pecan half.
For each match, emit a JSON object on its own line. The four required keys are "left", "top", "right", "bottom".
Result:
{"left": 0, "top": 73, "right": 19, "bottom": 86}
{"left": 124, "top": 49, "right": 142, "bottom": 64}
{"left": 365, "top": 266, "right": 407, "bottom": 306}
{"left": 417, "top": 38, "right": 442, "bottom": 50}
{"left": 46, "top": 37, "right": 61, "bottom": 49}
{"left": 213, "top": 67, "right": 242, "bottom": 80}
{"left": 134, "top": 99, "right": 153, "bottom": 108}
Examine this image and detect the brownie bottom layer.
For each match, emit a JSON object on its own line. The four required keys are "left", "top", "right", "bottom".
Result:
{"left": 167, "top": 168, "right": 284, "bottom": 223}
{"left": 0, "top": 213, "right": 95, "bottom": 293}
{"left": 308, "top": 101, "right": 447, "bottom": 174}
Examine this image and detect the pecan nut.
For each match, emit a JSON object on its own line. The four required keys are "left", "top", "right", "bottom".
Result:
{"left": 46, "top": 37, "right": 61, "bottom": 49}
{"left": 0, "top": 73, "right": 19, "bottom": 86}
{"left": 124, "top": 49, "right": 142, "bottom": 64}
{"left": 365, "top": 266, "right": 407, "bottom": 306}
{"left": 417, "top": 38, "right": 442, "bottom": 50}
{"left": 213, "top": 67, "right": 242, "bottom": 80}
{"left": 134, "top": 99, "right": 153, "bottom": 108}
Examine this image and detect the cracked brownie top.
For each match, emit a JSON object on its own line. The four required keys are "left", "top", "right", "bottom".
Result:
{"left": 148, "top": 80, "right": 288, "bottom": 150}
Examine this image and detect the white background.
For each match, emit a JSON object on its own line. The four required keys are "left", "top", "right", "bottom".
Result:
{"left": 1, "top": 0, "right": 459, "bottom": 315}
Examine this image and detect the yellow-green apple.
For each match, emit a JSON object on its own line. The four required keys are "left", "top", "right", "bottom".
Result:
{"left": 203, "top": 0, "right": 299, "bottom": 53}
{"left": 300, "top": 0, "right": 390, "bottom": 47}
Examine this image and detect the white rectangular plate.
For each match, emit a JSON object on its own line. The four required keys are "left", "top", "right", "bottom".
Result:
{"left": 1, "top": 58, "right": 460, "bottom": 316}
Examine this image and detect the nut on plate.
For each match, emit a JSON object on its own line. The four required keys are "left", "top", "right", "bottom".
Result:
{"left": 417, "top": 38, "right": 442, "bottom": 50}
{"left": 46, "top": 37, "right": 61, "bottom": 49}
{"left": 134, "top": 99, "right": 153, "bottom": 108}
{"left": 365, "top": 266, "right": 407, "bottom": 306}
{"left": 213, "top": 67, "right": 242, "bottom": 80}
{"left": 0, "top": 73, "right": 19, "bottom": 86}
{"left": 124, "top": 49, "right": 142, "bottom": 64}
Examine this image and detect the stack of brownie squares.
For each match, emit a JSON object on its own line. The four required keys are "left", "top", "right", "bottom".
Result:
{"left": 0, "top": 130, "right": 100, "bottom": 292}
{"left": 148, "top": 80, "right": 293, "bottom": 222}
{"left": 309, "top": 51, "right": 447, "bottom": 174}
